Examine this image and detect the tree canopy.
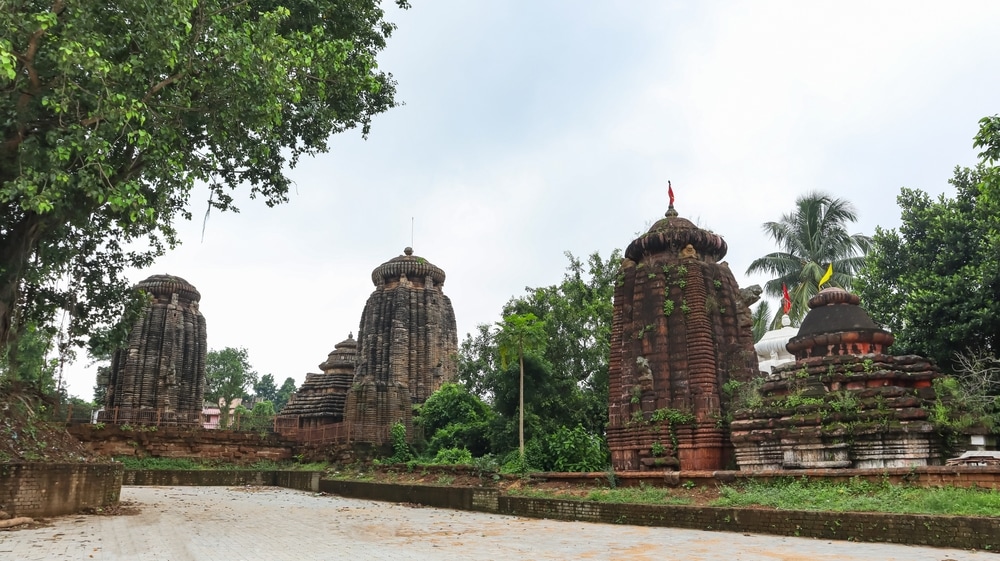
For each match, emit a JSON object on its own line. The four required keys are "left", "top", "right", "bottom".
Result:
{"left": 205, "top": 346, "right": 257, "bottom": 428}
{"left": 746, "top": 192, "right": 871, "bottom": 325}
{"left": 857, "top": 165, "right": 1000, "bottom": 370}
{"left": 0, "top": 0, "right": 408, "bottom": 366}
{"left": 456, "top": 250, "right": 619, "bottom": 468}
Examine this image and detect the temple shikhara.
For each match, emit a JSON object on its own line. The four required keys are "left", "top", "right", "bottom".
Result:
{"left": 343, "top": 247, "right": 459, "bottom": 440}
{"left": 279, "top": 333, "right": 358, "bottom": 428}
{"left": 606, "top": 199, "right": 759, "bottom": 471}
{"left": 100, "top": 274, "right": 207, "bottom": 424}
{"left": 278, "top": 247, "right": 459, "bottom": 442}
{"left": 730, "top": 287, "right": 946, "bottom": 470}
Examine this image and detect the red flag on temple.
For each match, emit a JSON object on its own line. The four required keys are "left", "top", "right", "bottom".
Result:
{"left": 668, "top": 181, "right": 675, "bottom": 206}
{"left": 782, "top": 284, "right": 792, "bottom": 314}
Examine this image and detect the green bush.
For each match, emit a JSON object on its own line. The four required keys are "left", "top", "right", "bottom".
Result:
{"left": 431, "top": 447, "right": 473, "bottom": 465}
{"left": 524, "top": 425, "right": 608, "bottom": 472}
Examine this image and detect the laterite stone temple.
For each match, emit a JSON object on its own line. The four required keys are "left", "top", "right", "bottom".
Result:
{"left": 101, "top": 274, "right": 207, "bottom": 424}
{"left": 606, "top": 203, "right": 759, "bottom": 471}
{"left": 344, "top": 247, "right": 458, "bottom": 440}
{"left": 279, "top": 333, "right": 358, "bottom": 428}
{"left": 730, "top": 287, "right": 945, "bottom": 470}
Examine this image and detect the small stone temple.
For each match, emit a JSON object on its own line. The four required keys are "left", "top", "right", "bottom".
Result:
{"left": 279, "top": 333, "right": 358, "bottom": 428}
{"left": 344, "top": 247, "right": 458, "bottom": 440}
{"left": 101, "top": 274, "right": 207, "bottom": 424}
{"left": 606, "top": 202, "right": 759, "bottom": 471}
{"left": 730, "top": 287, "right": 945, "bottom": 470}
{"left": 755, "top": 314, "right": 798, "bottom": 373}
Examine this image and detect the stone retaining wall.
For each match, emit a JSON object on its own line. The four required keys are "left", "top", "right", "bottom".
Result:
{"left": 124, "top": 470, "right": 319, "bottom": 491}
{"left": 324, "top": 479, "right": 1000, "bottom": 550}
{"left": 68, "top": 424, "right": 295, "bottom": 463}
{"left": 0, "top": 463, "right": 123, "bottom": 518}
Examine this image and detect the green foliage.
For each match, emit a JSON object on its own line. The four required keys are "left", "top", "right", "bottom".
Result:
{"left": 715, "top": 477, "right": 1000, "bottom": 516}
{"left": 431, "top": 447, "right": 473, "bottom": 465}
{"left": 0, "top": 0, "right": 408, "bottom": 362}
{"left": 236, "top": 400, "right": 276, "bottom": 432}
{"left": 746, "top": 192, "right": 871, "bottom": 324}
{"left": 419, "top": 383, "right": 493, "bottom": 456}
{"left": 662, "top": 298, "right": 675, "bottom": 317}
{"left": 524, "top": 424, "right": 609, "bottom": 472}
{"left": 508, "top": 482, "right": 692, "bottom": 506}
{"left": 0, "top": 322, "right": 60, "bottom": 393}
{"left": 499, "top": 450, "right": 532, "bottom": 475}
{"left": 750, "top": 301, "right": 774, "bottom": 343}
{"left": 857, "top": 165, "right": 1000, "bottom": 371}
{"left": 115, "top": 456, "right": 205, "bottom": 470}
{"left": 274, "top": 377, "right": 298, "bottom": 412}
{"left": 649, "top": 407, "right": 695, "bottom": 425}
{"left": 254, "top": 374, "right": 279, "bottom": 403}
{"left": 205, "top": 347, "right": 257, "bottom": 429}
{"left": 385, "top": 422, "right": 413, "bottom": 464}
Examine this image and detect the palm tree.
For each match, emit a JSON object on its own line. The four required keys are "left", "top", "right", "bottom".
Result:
{"left": 746, "top": 192, "right": 871, "bottom": 325}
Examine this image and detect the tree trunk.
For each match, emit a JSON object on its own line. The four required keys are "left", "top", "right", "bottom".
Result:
{"left": 518, "top": 350, "right": 524, "bottom": 458}
{"left": 0, "top": 212, "right": 44, "bottom": 361}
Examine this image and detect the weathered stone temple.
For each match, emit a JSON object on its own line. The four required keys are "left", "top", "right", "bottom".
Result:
{"left": 279, "top": 334, "right": 358, "bottom": 428}
{"left": 341, "top": 248, "right": 459, "bottom": 440}
{"left": 101, "top": 274, "right": 207, "bottom": 424}
{"left": 730, "top": 287, "right": 945, "bottom": 470}
{"left": 606, "top": 204, "right": 759, "bottom": 471}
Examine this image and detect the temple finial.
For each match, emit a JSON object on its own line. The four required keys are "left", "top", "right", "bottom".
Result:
{"left": 666, "top": 180, "right": 678, "bottom": 217}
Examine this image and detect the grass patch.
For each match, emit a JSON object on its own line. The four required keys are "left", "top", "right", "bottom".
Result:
{"left": 713, "top": 477, "right": 1000, "bottom": 516}
{"left": 507, "top": 482, "right": 693, "bottom": 506}
{"left": 114, "top": 457, "right": 329, "bottom": 472}
{"left": 115, "top": 457, "right": 206, "bottom": 470}
{"left": 582, "top": 484, "right": 693, "bottom": 505}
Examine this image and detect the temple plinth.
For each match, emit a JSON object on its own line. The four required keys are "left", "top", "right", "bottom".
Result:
{"left": 606, "top": 204, "right": 759, "bottom": 471}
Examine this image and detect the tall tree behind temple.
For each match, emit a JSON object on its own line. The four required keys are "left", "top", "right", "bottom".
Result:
{"left": 0, "top": 0, "right": 409, "bottom": 369}
{"left": 857, "top": 165, "right": 1000, "bottom": 371}
{"left": 458, "top": 250, "right": 620, "bottom": 440}
{"left": 205, "top": 347, "right": 257, "bottom": 429}
{"left": 745, "top": 192, "right": 871, "bottom": 325}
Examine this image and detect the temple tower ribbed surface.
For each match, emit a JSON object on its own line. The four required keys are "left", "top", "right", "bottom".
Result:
{"left": 102, "top": 274, "right": 207, "bottom": 424}
{"left": 344, "top": 248, "right": 458, "bottom": 441}
{"left": 280, "top": 333, "right": 358, "bottom": 428}
{"left": 606, "top": 204, "right": 758, "bottom": 471}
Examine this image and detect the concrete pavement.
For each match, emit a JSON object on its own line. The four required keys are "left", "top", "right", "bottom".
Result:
{"left": 0, "top": 486, "right": 989, "bottom": 560}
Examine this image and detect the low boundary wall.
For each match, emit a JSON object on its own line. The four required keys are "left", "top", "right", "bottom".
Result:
{"left": 0, "top": 463, "right": 123, "bottom": 518}
{"left": 68, "top": 425, "right": 296, "bottom": 463}
{"left": 124, "top": 470, "right": 320, "bottom": 491}
{"left": 322, "top": 479, "right": 1000, "bottom": 551}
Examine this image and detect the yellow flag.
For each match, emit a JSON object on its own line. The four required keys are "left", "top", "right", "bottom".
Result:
{"left": 818, "top": 263, "right": 833, "bottom": 287}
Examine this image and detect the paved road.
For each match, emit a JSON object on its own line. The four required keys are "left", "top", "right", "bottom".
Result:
{"left": 0, "top": 486, "right": 988, "bottom": 560}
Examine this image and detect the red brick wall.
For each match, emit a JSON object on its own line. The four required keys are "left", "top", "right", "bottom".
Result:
{"left": 0, "top": 463, "right": 122, "bottom": 518}
{"left": 68, "top": 425, "right": 295, "bottom": 463}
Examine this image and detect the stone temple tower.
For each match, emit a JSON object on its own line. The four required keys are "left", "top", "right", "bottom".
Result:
{"left": 102, "top": 274, "right": 207, "bottom": 424}
{"left": 280, "top": 333, "right": 359, "bottom": 428}
{"left": 344, "top": 248, "right": 458, "bottom": 441}
{"left": 606, "top": 203, "right": 758, "bottom": 471}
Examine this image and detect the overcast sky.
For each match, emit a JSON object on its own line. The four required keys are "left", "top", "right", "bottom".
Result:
{"left": 60, "top": 1, "right": 1000, "bottom": 399}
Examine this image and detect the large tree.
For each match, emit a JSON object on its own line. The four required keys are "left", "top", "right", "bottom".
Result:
{"left": 856, "top": 165, "right": 1000, "bottom": 370}
{"left": 457, "top": 250, "right": 620, "bottom": 458}
{"left": 0, "top": 0, "right": 408, "bottom": 365}
{"left": 205, "top": 346, "right": 257, "bottom": 429}
{"left": 745, "top": 192, "right": 871, "bottom": 324}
